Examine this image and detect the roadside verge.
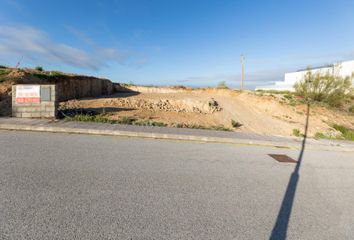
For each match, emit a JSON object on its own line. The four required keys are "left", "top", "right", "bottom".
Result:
{"left": 0, "top": 118, "right": 353, "bottom": 152}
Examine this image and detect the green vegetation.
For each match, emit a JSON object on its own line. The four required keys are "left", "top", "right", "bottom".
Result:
{"left": 0, "top": 68, "right": 10, "bottom": 82}
{"left": 217, "top": 81, "right": 229, "bottom": 89}
{"left": 0, "top": 65, "right": 7, "bottom": 69}
{"left": 349, "top": 105, "right": 354, "bottom": 113}
{"left": 294, "top": 69, "right": 354, "bottom": 107}
{"left": 64, "top": 114, "right": 167, "bottom": 127}
{"left": 35, "top": 66, "right": 44, "bottom": 71}
{"left": 292, "top": 128, "right": 302, "bottom": 137}
{"left": 65, "top": 114, "right": 232, "bottom": 131}
{"left": 173, "top": 123, "right": 232, "bottom": 131}
{"left": 256, "top": 89, "right": 294, "bottom": 95}
{"left": 231, "top": 119, "right": 242, "bottom": 128}
{"left": 333, "top": 124, "right": 354, "bottom": 141}
{"left": 314, "top": 132, "right": 326, "bottom": 139}
{"left": 315, "top": 124, "right": 354, "bottom": 141}
{"left": 32, "top": 70, "right": 66, "bottom": 80}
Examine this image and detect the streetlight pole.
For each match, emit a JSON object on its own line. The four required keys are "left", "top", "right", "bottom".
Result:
{"left": 240, "top": 54, "right": 245, "bottom": 90}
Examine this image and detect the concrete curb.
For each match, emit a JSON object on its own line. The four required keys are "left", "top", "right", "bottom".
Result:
{"left": 0, "top": 123, "right": 353, "bottom": 152}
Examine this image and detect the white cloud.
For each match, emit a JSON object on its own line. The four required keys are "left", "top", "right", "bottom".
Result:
{"left": 0, "top": 25, "right": 142, "bottom": 70}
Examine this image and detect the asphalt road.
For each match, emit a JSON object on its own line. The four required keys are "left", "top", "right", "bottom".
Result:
{"left": 0, "top": 130, "right": 353, "bottom": 240}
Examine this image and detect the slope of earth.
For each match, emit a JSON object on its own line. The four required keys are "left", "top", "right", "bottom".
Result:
{"left": 0, "top": 67, "right": 119, "bottom": 116}
{"left": 60, "top": 86, "right": 354, "bottom": 137}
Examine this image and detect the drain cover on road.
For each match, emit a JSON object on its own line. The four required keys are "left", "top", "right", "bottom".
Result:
{"left": 269, "top": 154, "right": 297, "bottom": 163}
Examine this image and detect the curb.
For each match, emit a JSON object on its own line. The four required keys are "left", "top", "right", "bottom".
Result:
{"left": 0, "top": 123, "right": 353, "bottom": 152}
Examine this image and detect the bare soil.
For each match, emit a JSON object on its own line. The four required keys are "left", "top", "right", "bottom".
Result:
{"left": 60, "top": 86, "right": 354, "bottom": 137}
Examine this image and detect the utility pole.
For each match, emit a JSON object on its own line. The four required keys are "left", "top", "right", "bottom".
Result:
{"left": 240, "top": 54, "right": 245, "bottom": 90}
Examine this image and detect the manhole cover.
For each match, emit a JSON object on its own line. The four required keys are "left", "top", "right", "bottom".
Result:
{"left": 269, "top": 154, "right": 297, "bottom": 163}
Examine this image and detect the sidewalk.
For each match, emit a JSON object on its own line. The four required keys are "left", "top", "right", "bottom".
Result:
{"left": 0, "top": 117, "right": 353, "bottom": 152}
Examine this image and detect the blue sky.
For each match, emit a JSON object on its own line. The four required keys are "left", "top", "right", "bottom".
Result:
{"left": 1, "top": 0, "right": 354, "bottom": 89}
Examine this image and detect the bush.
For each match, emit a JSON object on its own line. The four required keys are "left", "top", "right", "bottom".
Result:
{"left": 294, "top": 69, "right": 354, "bottom": 107}
{"left": 333, "top": 124, "right": 354, "bottom": 141}
{"left": 35, "top": 66, "right": 44, "bottom": 71}
{"left": 314, "top": 132, "right": 326, "bottom": 139}
{"left": 349, "top": 105, "right": 354, "bottom": 113}
{"left": 217, "top": 81, "right": 229, "bottom": 89}
{"left": 292, "top": 128, "right": 301, "bottom": 137}
{"left": 231, "top": 119, "right": 242, "bottom": 128}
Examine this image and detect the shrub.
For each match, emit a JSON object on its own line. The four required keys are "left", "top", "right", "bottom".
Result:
{"left": 349, "top": 105, "right": 354, "bottom": 113}
{"left": 294, "top": 68, "right": 354, "bottom": 107}
{"left": 292, "top": 129, "right": 301, "bottom": 137}
{"left": 173, "top": 123, "right": 231, "bottom": 131}
{"left": 332, "top": 124, "right": 354, "bottom": 141}
{"left": 314, "top": 132, "right": 326, "bottom": 139}
{"left": 35, "top": 66, "right": 44, "bottom": 71}
{"left": 231, "top": 119, "right": 242, "bottom": 128}
{"left": 217, "top": 81, "right": 229, "bottom": 89}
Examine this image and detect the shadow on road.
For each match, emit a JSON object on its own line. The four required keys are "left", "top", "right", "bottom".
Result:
{"left": 269, "top": 103, "right": 310, "bottom": 240}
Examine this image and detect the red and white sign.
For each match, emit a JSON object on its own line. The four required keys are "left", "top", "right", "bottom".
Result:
{"left": 16, "top": 85, "right": 40, "bottom": 103}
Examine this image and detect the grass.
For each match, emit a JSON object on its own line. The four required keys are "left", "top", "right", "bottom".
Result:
{"left": 314, "top": 132, "right": 326, "bottom": 139}
{"left": 64, "top": 113, "right": 232, "bottom": 131}
{"left": 0, "top": 68, "right": 10, "bottom": 82}
{"left": 315, "top": 124, "right": 354, "bottom": 141}
{"left": 292, "top": 128, "right": 302, "bottom": 137}
{"left": 173, "top": 123, "right": 232, "bottom": 131}
{"left": 333, "top": 124, "right": 354, "bottom": 141}
{"left": 64, "top": 114, "right": 167, "bottom": 127}
{"left": 31, "top": 71, "right": 66, "bottom": 80}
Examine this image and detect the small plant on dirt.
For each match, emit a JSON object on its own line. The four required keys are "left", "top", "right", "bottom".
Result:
{"left": 35, "top": 66, "right": 44, "bottom": 71}
{"left": 349, "top": 105, "right": 354, "bottom": 114}
{"left": 332, "top": 124, "right": 354, "bottom": 141}
{"left": 292, "top": 128, "right": 301, "bottom": 137}
{"left": 314, "top": 132, "right": 326, "bottom": 139}
{"left": 231, "top": 119, "right": 242, "bottom": 128}
{"left": 217, "top": 81, "right": 229, "bottom": 89}
{"left": 294, "top": 68, "right": 354, "bottom": 107}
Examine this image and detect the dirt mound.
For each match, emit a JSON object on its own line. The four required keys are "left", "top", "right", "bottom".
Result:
{"left": 59, "top": 87, "right": 354, "bottom": 137}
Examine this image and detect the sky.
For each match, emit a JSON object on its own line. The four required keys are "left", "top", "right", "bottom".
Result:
{"left": 1, "top": 0, "right": 354, "bottom": 89}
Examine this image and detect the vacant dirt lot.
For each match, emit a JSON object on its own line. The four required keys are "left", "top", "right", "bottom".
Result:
{"left": 60, "top": 86, "right": 354, "bottom": 137}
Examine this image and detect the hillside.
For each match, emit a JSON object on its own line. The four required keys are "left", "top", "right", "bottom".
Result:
{"left": 0, "top": 66, "right": 119, "bottom": 116}
{"left": 1, "top": 67, "right": 354, "bottom": 138}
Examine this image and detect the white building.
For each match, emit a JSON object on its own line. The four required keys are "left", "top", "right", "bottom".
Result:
{"left": 256, "top": 60, "right": 354, "bottom": 92}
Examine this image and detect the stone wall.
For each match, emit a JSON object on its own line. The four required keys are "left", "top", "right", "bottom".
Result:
{"left": 12, "top": 85, "right": 57, "bottom": 118}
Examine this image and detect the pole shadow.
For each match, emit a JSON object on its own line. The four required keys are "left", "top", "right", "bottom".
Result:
{"left": 269, "top": 103, "right": 310, "bottom": 240}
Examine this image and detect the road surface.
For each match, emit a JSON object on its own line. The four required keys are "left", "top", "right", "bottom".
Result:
{"left": 0, "top": 130, "right": 353, "bottom": 239}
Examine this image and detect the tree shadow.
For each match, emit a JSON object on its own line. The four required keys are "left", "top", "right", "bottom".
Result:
{"left": 269, "top": 103, "right": 310, "bottom": 240}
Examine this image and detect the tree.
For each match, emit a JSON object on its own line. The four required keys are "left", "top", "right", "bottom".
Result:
{"left": 294, "top": 68, "right": 353, "bottom": 107}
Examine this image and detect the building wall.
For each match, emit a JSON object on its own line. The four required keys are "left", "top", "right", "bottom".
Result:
{"left": 12, "top": 85, "right": 57, "bottom": 118}
{"left": 256, "top": 60, "right": 354, "bottom": 91}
